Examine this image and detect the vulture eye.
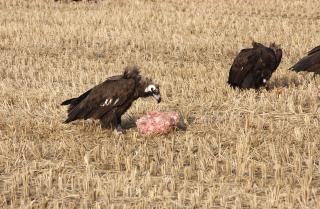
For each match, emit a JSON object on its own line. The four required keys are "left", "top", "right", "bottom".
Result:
{"left": 145, "top": 84, "right": 157, "bottom": 93}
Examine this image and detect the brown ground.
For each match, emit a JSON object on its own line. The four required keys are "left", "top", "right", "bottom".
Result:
{"left": 1, "top": 0, "right": 320, "bottom": 208}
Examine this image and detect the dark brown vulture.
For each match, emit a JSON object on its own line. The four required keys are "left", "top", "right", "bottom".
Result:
{"left": 61, "top": 66, "right": 161, "bottom": 133}
{"left": 289, "top": 45, "right": 320, "bottom": 75}
{"left": 227, "top": 41, "right": 282, "bottom": 89}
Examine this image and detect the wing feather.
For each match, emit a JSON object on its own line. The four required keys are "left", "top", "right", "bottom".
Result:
{"left": 228, "top": 48, "right": 259, "bottom": 88}
{"left": 64, "top": 78, "right": 136, "bottom": 123}
{"left": 228, "top": 43, "right": 282, "bottom": 89}
{"left": 308, "top": 45, "right": 320, "bottom": 56}
{"left": 290, "top": 46, "right": 320, "bottom": 73}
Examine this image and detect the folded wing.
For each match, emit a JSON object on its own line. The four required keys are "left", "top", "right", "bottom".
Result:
{"left": 289, "top": 45, "right": 320, "bottom": 74}
{"left": 64, "top": 78, "right": 135, "bottom": 123}
{"left": 228, "top": 48, "right": 260, "bottom": 88}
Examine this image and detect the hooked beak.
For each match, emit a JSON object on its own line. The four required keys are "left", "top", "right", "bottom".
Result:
{"left": 153, "top": 93, "right": 161, "bottom": 103}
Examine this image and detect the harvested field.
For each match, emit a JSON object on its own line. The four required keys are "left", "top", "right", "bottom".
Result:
{"left": 1, "top": 0, "right": 320, "bottom": 208}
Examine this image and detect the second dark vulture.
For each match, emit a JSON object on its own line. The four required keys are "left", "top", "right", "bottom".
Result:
{"left": 61, "top": 66, "right": 161, "bottom": 133}
{"left": 289, "top": 45, "right": 320, "bottom": 76}
{"left": 228, "top": 41, "right": 282, "bottom": 89}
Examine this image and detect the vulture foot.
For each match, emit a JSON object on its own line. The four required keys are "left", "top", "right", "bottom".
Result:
{"left": 116, "top": 124, "right": 126, "bottom": 134}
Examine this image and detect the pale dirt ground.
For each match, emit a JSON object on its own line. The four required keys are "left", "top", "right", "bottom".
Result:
{"left": 1, "top": 0, "right": 320, "bottom": 208}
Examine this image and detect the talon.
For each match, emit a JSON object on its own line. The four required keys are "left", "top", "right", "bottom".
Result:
{"left": 116, "top": 125, "right": 126, "bottom": 134}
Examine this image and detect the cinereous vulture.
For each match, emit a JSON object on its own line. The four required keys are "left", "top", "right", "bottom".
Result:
{"left": 289, "top": 45, "right": 320, "bottom": 76}
{"left": 61, "top": 66, "right": 161, "bottom": 133}
{"left": 227, "top": 41, "right": 282, "bottom": 89}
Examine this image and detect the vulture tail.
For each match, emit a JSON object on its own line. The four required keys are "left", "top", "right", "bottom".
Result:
{"left": 61, "top": 89, "right": 92, "bottom": 106}
{"left": 61, "top": 89, "right": 92, "bottom": 116}
{"left": 227, "top": 79, "right": 236, "bottom": 88}
{"left": 64, "top": 105, "right": 82, "bottom": 123}
{"left": 64, "top": 104, "right": 94, "bottom": 124}
{"left": 61, "top": 98, "right": 77, "bottom": 106}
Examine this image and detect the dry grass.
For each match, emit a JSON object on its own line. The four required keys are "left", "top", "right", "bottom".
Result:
{"left": 1, "top": 0, "right": 320, "bottom": 208}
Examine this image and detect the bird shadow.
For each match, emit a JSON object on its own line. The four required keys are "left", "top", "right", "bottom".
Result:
{"left": 186, "top": 115, "right": 196, "bottom": 125}
{"left": 121, "top": 115, "right": 138, "bottom": 130}
{"left": 267, "top": 75, "right": 305, "bottom": 90}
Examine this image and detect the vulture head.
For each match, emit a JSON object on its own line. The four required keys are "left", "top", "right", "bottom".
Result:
{"left": 122, "top": 66, "right": 161, "bottom": 103}
{"left": 139, "top": 77, "right": 161, "bottom": 103}
{"left": 269, "top": 43, "right": 283, "bottom": 68}
{"left": 123, "top": 66, "right": 161, "bottom": 103}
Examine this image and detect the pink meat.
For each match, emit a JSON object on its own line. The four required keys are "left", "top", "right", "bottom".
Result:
{"left": 136, "top": 111, "right": 180, "bottom": 135}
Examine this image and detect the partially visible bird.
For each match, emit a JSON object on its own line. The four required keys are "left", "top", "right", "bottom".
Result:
{"left": 228, "top": 41, "right": 283, "bottom": 89}
{"left": 289, "top": 45, "right": 320, "bottom": 76}
{"left": 61, "top": 66, "right": 161, "bottom": 133}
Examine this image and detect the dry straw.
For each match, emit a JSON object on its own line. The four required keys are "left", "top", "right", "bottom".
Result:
{"left": 0, "top": 0, "right": 320, "bottom": 208}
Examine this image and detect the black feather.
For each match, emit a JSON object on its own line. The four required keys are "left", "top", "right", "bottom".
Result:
{"left": 289, "top": 45, "right": 320, "bottom": 74}
{"left": 289, "top": 57, "right": 312, "bottom": 72}
{"left": 123, "top": 65, "right": 141, "bottom": 80}
{"left": 61, "top": 89, "right": 92, "bottom": 106}
{"left": 228, "top": 41, "right": 282, "bottom": 89}
{"left": 308, "top": 45, "right": 320, "bottom": 56}
{"left": 61, "top": 65, "right": 160, "bottom": 130}
{"left": 61, "top": 98, "right": 75, "bottom": 106}
{"left": 64, "top": 105, "right": 87, "bottom": 123}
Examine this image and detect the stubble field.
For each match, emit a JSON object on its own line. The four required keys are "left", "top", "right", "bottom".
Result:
{"left": 1, "top": 0, "right": 320, "bottom": 208}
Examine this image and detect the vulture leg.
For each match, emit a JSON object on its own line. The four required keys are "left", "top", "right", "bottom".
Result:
{"left": 100, "top": 114, "right": 125, "bottom": 133}
{"left": 115, "top": 117, "right": 126, "bottom": 134}
{"left": 116, "top": 124, "right": 125, "bottom": 134}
